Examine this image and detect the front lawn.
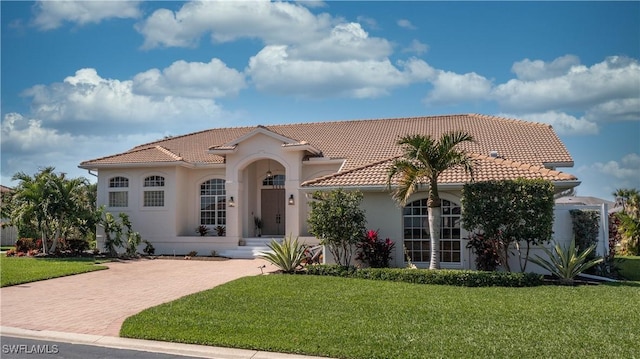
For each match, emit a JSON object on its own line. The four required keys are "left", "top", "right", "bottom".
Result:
{"left": 617, "top": 255, "right": 640, "bottom": 281}
{"left": 0, "top": 255, "right": 108, "bottom": 287}
{"left": 121, "top": 275, "right": 639, "bottom": 359}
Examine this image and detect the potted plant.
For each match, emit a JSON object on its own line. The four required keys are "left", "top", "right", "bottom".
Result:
{"left": 254, "top": 216, "right": 262, "bottom": 237}
{"left": 196, "top": 225, "right": 209, "bottom": 236}
{"left": 215, "top": 225, "right": 226, "bottom": 237}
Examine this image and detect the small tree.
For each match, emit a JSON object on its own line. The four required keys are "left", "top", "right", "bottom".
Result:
{"left": 613, "top": 188, "right": 640, "bottom": 255}
{"left": 569, "top": 209, "right": 600, "bottom": 260}
{"left": 307, "top": 189, "right": 366, "bottom": 267}
{"left": 97, "top": 207, "right": 140, "bottom": 257}
{"left": 462, "top": 179, "right": 555, "bottom": 272}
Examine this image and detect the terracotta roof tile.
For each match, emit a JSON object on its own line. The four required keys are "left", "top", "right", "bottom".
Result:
{"left": 81, "top": 114, "right": 575, "bottom": 184}
{"left": 79, "top": 146, "right": 187, "bottom": 166}
{"left": 301, "top": 153, "right": 577, "bottom": 188}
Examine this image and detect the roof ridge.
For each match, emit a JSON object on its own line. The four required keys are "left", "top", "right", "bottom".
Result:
{"left": 79, "top": 145, "right": 163, "bottom": 165}
{"left": 131, "top": 125, "right": 259, "bottom": 150}
{"left": 470, "top": 113, "right": 553, "bottom": 128}
{"left": 155, "top": 145, "right": 183, "bottom": 161}
{"left": 266, "top": 114, "right": 477, "bottom": 129}
{"left": 131, "top": 114, "right": 542, "bottom": 150}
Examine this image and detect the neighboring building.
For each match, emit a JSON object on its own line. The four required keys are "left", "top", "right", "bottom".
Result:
{"left": 1, "top": 185, "right": 18, "bottom": 246}
{"left": 555, "top": 196, "right": 615, "bottom": 207}
{"left": 79, "top": 114, "right": 580, "bottom": 268}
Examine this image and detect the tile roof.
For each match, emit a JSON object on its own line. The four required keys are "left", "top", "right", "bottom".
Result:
{"left": 301, "top": 154, "right": 577, "bottom": 188}
{"left": 80, "top": 114, "right": 576, "bottom": 185}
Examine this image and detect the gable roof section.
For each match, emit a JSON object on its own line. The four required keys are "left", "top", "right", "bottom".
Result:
{"left": 301, "top": 154, "right": 578, "bottom": 188}
{"left": 80, "top": 114, "right": 575, "bottom": 183}
{"left": 208, "top": 125, "right": 322, "bottom": 155}
{"left": 79, "top": 146, "right": 187, "bottom": 167}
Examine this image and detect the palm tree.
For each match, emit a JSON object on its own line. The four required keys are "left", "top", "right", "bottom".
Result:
{"left": 11, "top": 167, "right": 56, "bottom": 252}
{"left": 387, "top": 132, "right": 475, "bottom": 269}
{"left": 47, "top": 173, "right": 89, "bottom": 252}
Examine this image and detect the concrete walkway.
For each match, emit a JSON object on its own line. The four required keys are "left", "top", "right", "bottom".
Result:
{"left": 1, "top": 258, "right": 329, "bottom": 358}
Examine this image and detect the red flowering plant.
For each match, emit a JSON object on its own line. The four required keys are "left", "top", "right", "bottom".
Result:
{"left": 356, "top": 230, "right": 395, "bottom": 268}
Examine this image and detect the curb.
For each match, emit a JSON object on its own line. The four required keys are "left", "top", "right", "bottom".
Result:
{"left": 1, "top": 326, "right": 329, "bottom": 359}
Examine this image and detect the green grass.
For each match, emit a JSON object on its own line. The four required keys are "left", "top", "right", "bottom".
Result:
{"left": 0, "top": 255, "right": 108, "bottom": 287}
{"left": 617, "top": 256, "right": 640, "bottom": 281}
{"left": 121, "top": 275, "right": 639, "bottom": 359}
{"left": 1, "top": 246, "right": 15, "bottom": 251}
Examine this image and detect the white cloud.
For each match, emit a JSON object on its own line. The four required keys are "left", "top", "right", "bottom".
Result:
{"left": 136, "top": 0, "right": 333, "bottom": 49}
{"left": 32, "top": 0, "right": 141, "bottom": 30}
{"left": 511, "top": 55, "right": 580, "bottom": 81}
{"left": 588, "top": 153, "right": 640, "bottom": 188}
{"left": 0, "top": 112, "right": 164, "bottom": 187}
{"left": 133, "top": 58, "right": 246, "bottom": 98}
{"left": 287, "top": 23, "right": 393, "bottom": 61}
{"left": 356, "top": 15, "right": 378, "bottom": 30}
{"left": 246, "top": 46, "right": 430, "bottom": 98}
{"left": 402, "top": 39, "right": 429, "bottom": 55}
{"left": 1, "top": 113, "right": 74, "bottom": 154}
{"left": 585, "top": 98, "right": 640, "bottom": 123}
{"left": 504, "top": 111, "right": 599, "bottom": 136}
{"left": 21, "top": 68, "right": 226, "bottom": 134}
{"left": 493, "top": 56, "right": 640, "bottom": 113}
{"left": 424, "top": 71, "right": 493, "bottom": 105}
{"left": 397, "top": 19, "right": 416, "bottom": 30}
{"left": 296, "top": 1, "right": 327, "bottom": 8}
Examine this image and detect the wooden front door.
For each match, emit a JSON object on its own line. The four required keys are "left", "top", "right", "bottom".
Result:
{"left": 261, "top": 189, "right": 285, "bottom": 235}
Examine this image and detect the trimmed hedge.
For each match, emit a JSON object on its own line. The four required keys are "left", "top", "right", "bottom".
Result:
{"left": 303, "top": 265, "right": 543, "bottom": 287}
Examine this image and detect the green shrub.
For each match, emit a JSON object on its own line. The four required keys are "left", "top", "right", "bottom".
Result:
{"left": 143, "top": 240, "right": 155, "bottom": 256}
{"left": 356, "top": 230, "right": 395, "bottom": 268}
{"left": 15, "top": 238, "right": 37, "bottom": 253}
{"left": 65, "top": 238, "right": 89, "bottom": 255}
{"left": 258, "top": 236, "right": 306, "bottom": 273}
{"left": 530, "top": 238, "right": 603, "bottom": 284}
{"left": 303, "top": 265, "right": 543, "bottom": 287}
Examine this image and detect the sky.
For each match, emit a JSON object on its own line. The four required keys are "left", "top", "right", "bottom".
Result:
{"left": 1, "top": 1, "right": 639, "bottom": 201}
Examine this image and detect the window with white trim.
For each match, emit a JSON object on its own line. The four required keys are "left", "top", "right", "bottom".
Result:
{"left": 403, "top": 198, "right": 462, "bottom": 264}
{"left": 262, "top": 174, "right": 285, "bottom": 188}
{"left": 200, "top": 179, "right": 226, "bottom": 227}
{"left": 108, "top": 177, "right": 128, "bottom": 207}
{"left": 143, "top": 175, "right": 165, "bottom": 207}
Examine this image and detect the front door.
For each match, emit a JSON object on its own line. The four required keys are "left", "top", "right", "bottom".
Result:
{"left": 261, "top": 189, "right": 285, "bottom": 235}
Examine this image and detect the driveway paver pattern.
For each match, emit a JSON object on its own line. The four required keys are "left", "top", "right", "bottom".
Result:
{"left": 1, "top": 258, "right": 271, "bottom": 336}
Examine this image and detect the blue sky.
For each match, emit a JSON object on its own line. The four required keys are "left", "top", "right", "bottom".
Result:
{"left": 1, "top": 1, "right": 639, "bottom": 201}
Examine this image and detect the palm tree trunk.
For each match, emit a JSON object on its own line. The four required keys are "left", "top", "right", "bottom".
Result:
{"left": 428, "top": 206, "right": 441, "bottom": 269}
{"left": 428, "top": 179, "right": 441, "bottom": 270}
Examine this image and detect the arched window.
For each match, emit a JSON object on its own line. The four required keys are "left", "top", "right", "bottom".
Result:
{"left": 403, "top": 198, "right": 462, "bottom": 264}
{"left": 108, "top": 177, "right": 129, "bottom": 207}
{"left": 143, "top": 175, "right": 165, "bottom": 207}
{"left": 200, "top": 179, "right": 226, "bottom": 227}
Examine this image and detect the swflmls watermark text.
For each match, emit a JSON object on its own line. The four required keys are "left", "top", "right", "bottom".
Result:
{"left": 2, "top": 344, "right": 60, "bottom": 355}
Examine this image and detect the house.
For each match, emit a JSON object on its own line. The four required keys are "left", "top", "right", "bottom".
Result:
{"left": 79, "top": 114, "right": 581, "bottom": 268}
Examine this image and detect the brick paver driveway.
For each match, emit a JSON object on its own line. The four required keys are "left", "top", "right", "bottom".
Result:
{"left": 0, "top": 258, "right": 271, "bottom": 336}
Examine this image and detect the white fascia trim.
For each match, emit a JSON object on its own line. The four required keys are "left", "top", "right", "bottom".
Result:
{"left": 302, "top": 158, "right": 345, "bottom": 165}
{"left": 543, "top": 161, "right": 574, "bottom": 169}
{"left": 78, "top": 161, "right": 225, "bottom": 170}
{"left": 281, "top": 143, "right": 322, "bottom": 155}
{"left": 207, "top": 147, "right": 237, "bottom": 155}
